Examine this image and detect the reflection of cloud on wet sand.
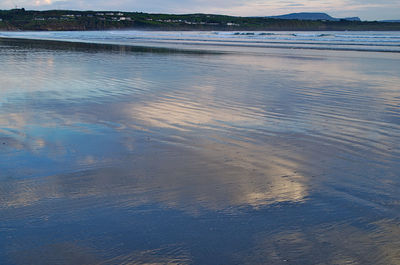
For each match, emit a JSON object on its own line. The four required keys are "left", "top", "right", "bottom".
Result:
{"left": 0, "top": 76, "right": 311, "bottom": 212}
{"left": 0, "top": 134, "right": 309, "bottom": 213}
{"left": 122, "top": 86, "right": 264, "bottom": 132}
{"left": 0, "top": 114, "right": 47, "bottom": 154}
{"left": 3, "top": 78, "right": 315, "bottom": 211}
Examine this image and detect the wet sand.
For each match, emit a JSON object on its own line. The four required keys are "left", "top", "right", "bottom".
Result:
{"left": 1, "top": 37, "right": 400, "bottom": 264}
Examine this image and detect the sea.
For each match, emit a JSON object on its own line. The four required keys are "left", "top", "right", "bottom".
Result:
{"left": 0, "top": 30, "right": 400, "bottom": 264}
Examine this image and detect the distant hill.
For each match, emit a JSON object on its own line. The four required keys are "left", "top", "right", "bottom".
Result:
{"left": 269, "top": 12, "right": 361, "bottom": 22}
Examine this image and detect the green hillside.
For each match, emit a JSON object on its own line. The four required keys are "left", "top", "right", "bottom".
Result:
{"left": 1, "top": 8, "right": 399, "bottom": 31}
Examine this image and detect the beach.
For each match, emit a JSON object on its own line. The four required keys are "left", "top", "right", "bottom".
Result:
{"left": 1, "top": 31, "right": 400, "bottom": 264}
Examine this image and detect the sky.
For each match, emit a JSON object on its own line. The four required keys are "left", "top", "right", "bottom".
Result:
{"left": 1, "top": 0, "right": 399, "bottom": 20}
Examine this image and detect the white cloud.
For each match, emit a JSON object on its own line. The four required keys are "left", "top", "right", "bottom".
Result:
{"left": 34, "top": 0, "right": 52, "bottom": 6}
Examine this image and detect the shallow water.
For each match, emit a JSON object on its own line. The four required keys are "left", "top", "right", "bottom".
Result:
{"left": 1, "top": 37, "right": 400, "bottom": 264}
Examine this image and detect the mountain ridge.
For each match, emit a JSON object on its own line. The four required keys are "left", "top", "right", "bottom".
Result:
{"left": 268, "top": 12, "right": 361, "bottom": 21}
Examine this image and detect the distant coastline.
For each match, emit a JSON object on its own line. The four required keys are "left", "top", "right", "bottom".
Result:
{"left": 1, "top": 9, "right": 400, "bottom": 31}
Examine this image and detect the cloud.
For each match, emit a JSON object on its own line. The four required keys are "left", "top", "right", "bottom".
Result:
{"left": 34, "top": 0, "right": 52, "bottom": 6}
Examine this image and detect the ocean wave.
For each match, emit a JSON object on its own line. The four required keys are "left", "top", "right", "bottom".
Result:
{"left": 292, "top": 33, "right": 333, "bottom": 37}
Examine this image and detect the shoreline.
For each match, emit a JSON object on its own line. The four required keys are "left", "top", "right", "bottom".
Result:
{"left": 1, "top": 33, "right": 400, "bottom": 54}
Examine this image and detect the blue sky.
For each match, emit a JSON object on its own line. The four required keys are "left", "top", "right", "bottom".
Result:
{"left": 1, "top": 0, "right": 399, "bottom": 20}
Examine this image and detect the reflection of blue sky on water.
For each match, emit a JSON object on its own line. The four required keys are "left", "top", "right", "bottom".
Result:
{"left": 1, "top": 40, "right": 400, "bottom": 264}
